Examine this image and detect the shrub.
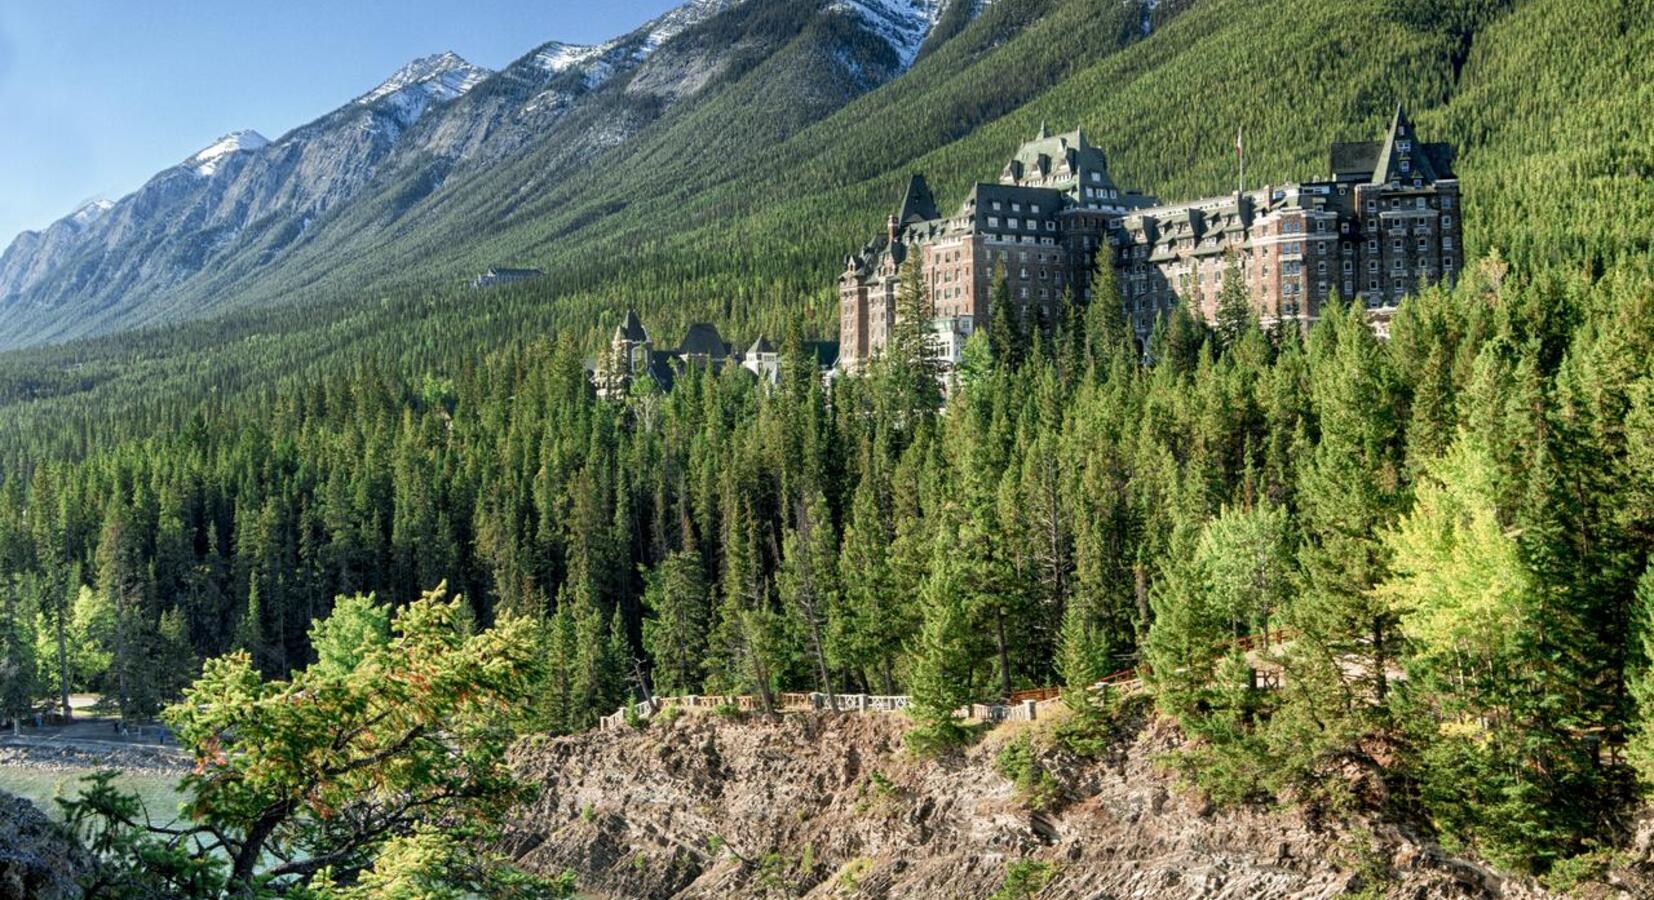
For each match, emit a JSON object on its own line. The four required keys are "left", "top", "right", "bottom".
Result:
{"left": 989, "top": 859, "right": 1055, "bottom": 900}
{"left": 994, "top": 734, "right": 1063, "bottom": 811}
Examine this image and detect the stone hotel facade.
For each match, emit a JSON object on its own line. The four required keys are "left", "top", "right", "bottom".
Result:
{"left": 838, "top": 106, "right": 1459, "bottom": 370}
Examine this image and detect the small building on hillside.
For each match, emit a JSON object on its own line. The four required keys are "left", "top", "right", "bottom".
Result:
{"left": 593, "top": 309, "right": 835, "bottom": 396}
{"left": 471, "top": 267, "right": 545, "bottom": 289}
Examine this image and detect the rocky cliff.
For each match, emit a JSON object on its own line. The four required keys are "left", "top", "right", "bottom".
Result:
{"left": 0, "top": 791, "right": 90, "bottom": 900}
{"left": 502, "top": 704, "right": 1634, "bottom": 899}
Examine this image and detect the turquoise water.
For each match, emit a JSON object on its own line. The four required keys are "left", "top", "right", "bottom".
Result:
{"left": 0, "top": 765, "right": 187, "bottom": 825}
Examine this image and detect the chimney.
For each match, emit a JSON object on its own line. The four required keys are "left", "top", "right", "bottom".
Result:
{"left": 887, "top": 213, "right": 900, "bottom": 244}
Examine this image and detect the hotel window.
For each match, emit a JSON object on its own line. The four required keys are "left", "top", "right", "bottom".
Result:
{"left": 1443, "top": 236, "right": 1454, "bottom": 249}
{"left": 988, "top": 217, "right": 999, "bottom": 227}
{"left": 1368, "top": 239, "right": 1378, "bottom": 253}
{"left": 992, "top": 201, "right": 1001, "bottom": 211}
{"left": 1393, "top": 239, "right": 1403, "bottom": 252}
{"left": 1416, "top": 198, "right": 1427, "bottom": 209}
{"left": 1369, "top": 278, "right": 1380, "bottom": 290}
{"left": 1391, "top": 198, "right": 1401, "bottom": 209}
{"left": 1091, "top": 172, "right": 1102, "bottom": 182}
{"left": 1366, "top": 200, "right": 1377, "bottom": 212}
{"left": 1417, "top": 238, "right": 1428, "bottom": 251}
{"left": 1012, "top": 203, "right": 1022, "bottom": 212}
{"left": 1442, "top": 216, "right": 1453, "bottom": 229}
{"left": 1397, "top": 139, "right": 1412, "bottom": 152}
{"left": 1340, "top": 221, "right": 1350, "bottom": 234}
{"left": 1344, "top": 280, "right": 1354, "bottom": 295}
{"left": 1442, "top": 196, "right": 1454, "bottom": 209}
{"left": 1031, "top": 204, "right": 1041, "bottom": 214}
{"left": 1342, "top": 260, "right": 1353, "bottom": 273}
{"left": 1366, "top": 218, "right": 1377, "bottom": 232}
{"left": 1399, "top": 159, "right": 1410, "bottom": 173}
{"left": 1444, "top": 256, "right": 1454, "bottom": 270}
{"left": 1368, "top": 260, "right": 1379, "bottom": 273}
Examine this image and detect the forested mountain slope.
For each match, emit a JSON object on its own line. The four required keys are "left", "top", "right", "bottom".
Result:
{"left": 0, "top": 0, "right": 972, "bottom": 350}
{"left": 1, "top": 0, "right": 1654, "bottom": 888}
{"left": 1, "top": 0, "right": 1648, "bottom": 469}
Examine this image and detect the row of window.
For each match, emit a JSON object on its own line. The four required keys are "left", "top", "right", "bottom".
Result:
{"left": 989, "top": 200, "right": 1044, "bottom": 214}
{"left": 1365, "top": 194, "right": 1454, "bottom": 212}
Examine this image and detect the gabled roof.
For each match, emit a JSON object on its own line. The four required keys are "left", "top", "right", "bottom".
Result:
{"left": 1001, "top": 126, "right": 1116, "bottom": 192}
{"left": 677, "top": 323, "right": 730, "bottom": 358}
{"left": 896, "top": 174, "right": 941, "bottom": 225}
{"left": 1330, "top": 104, "right": 1456, "bottom": 183}
{"left": 746, "top": 336, "right": 776, "bottom": 356}
{"left": 615, "top": 308, "right": 649, "bottom": 343}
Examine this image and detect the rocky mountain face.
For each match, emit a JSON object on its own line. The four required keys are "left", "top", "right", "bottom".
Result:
{"left": 0, "top": 0, "right": 984, "bottom": 349}
{"left": 500, "top": 707, "right": 1638, "bottom": 899}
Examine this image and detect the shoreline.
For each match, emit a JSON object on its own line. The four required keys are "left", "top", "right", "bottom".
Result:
{"left": 0, "top": 741, "right": 191, "bottom": 776}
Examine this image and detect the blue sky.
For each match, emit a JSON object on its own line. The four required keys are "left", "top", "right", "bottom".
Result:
{"left": 0, "top": 1, "right": 682, "bottom": 246}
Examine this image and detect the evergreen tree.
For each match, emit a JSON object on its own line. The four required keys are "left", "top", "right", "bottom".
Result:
{"left": 906, "top": 513, "right": 977, "bottom": 753}
{"left": 777, "top": 491, "right": 840, "bottom": 705}
{"left": 1213, "top": 255, "right": 1253, "bottom": 353}
{"left": 641, "top": 550, "right": 710, "bottom": 696}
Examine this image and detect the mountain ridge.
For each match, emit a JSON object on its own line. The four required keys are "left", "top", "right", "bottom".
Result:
{"left": 0, "top": 0, "right": 979, "bottom": 350}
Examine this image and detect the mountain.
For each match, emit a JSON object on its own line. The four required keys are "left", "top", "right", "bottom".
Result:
{"left": 0, "top": 0, "right": 982, "bottom": 350}
{"left": 0, "top": 0, "right": 1648, "bottom": 459}
{"left": 0, "top": 50, "right": 493, "bottom": 344}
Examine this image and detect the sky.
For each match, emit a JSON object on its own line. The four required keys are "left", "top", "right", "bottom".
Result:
{"left": 0, "top": 1, "right": 683, "bottom": 247}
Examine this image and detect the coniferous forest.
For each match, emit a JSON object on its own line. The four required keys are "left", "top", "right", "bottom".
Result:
{"left": 1, "top": 0, "right": 1653, "bottom": 892}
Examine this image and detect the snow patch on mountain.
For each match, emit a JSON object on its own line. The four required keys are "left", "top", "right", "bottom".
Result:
{"left": 357, "top": 51, "right": 490, "bottom": 107}
{"left": 533, "top": 41, "right": 605, "bottom": 74}
{"left": 187, "top": 130, "right": 271, "bottom": 177}
{"left": 528, "top": 0, "right": 744, "bottom": 92}
{"left": 829, "top": 0, "right": 945, "bottom": 69}
{"left": 68, "top": 199, "right": 115, "bottom": 228}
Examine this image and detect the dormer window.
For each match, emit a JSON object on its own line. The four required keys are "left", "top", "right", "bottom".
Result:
{"left": 1091, "top": 172, "right": 1102, "bottom": 182}
{"left": 1031, "top": 204, "right": 1041, "bottom": 214}
{"left": 1397, "top": 139, "right": 1412, "bottom": 152}
{"left": 1399, "top": 159, "right": 1410, "bottom": 173}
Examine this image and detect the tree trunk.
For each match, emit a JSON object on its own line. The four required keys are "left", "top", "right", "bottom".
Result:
{"left": 995, "top": 608, "right": 1012, "bottom": 700}
{"left": 56, "top": 599, "right": 71, "bottom": 723}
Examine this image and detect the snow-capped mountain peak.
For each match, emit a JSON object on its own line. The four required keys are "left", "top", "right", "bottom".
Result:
{"left": 357, "top": 51, "right": 491, "bottom": 107}
{"left": 187, "top": 130, "right": 271, "bottom": 177}
{"left": 68, "top": 199, "right": 115, "bottom": 228}
{"left": 829, "top": 0, "right": 946, "bottom": 69}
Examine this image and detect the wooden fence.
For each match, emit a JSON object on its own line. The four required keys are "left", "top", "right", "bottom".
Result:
{"left": 598, "top": 629, "right": 1297, "bottom": 732}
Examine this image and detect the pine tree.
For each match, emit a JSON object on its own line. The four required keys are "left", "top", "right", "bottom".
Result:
{"left": 836, "top": 473, "right": 902, "bottom": 693}
{"left": 1213, "top": 255, "right": 1253, "bottom": 354}
{"left": 777, "top": 491, "right": 840, "bottom": 705}
{"left": 1085, "top": 249, "right": 1132, "bottom": 373}
{"left": 906, "top": 512, "right": 977, "bottom": 753}
{"left": 642, "top": 550, "right": 710, "bottom": 696}
{"left": 1290, "top": 301, "right": 1405, "bottom": 731}
{"left": 988, "top": 264, "right": 1024, "bottom": 371}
